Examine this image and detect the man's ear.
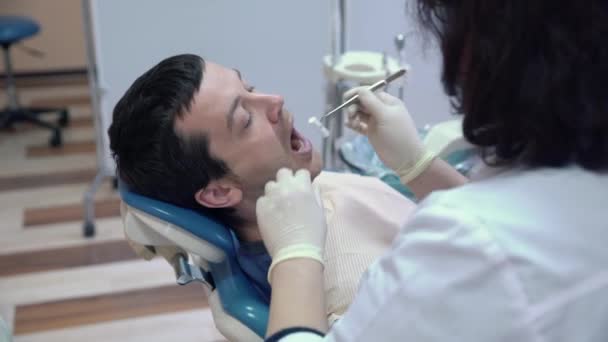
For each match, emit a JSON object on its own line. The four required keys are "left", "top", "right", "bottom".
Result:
{"left": 194, "top": 179, "right": 242, "bottom": 209}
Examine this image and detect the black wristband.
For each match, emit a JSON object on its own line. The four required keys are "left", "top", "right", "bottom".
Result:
{"left": 265, "top": 326, "right": 325, "bottom": 342}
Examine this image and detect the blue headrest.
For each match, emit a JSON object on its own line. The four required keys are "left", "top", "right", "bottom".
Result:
{"left": 118, "top": 182, "right": 236, "bottom": 256}
{"left": 118, "top": 181, "right": 269, "bottom": 337}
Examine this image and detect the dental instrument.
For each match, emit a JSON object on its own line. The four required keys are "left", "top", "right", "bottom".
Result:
{"left": 309, "top": 68, "right": 407, "bottom": 137}
{"left": 308, "top": 116, "right": 331, "bottom": 137}
{"left": 323, "top": 68, "right": 406, "bottom": 120}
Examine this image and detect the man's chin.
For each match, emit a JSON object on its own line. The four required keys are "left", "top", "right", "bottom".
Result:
{"left": 309, "top": 150, "right": 323, "bottom": 178}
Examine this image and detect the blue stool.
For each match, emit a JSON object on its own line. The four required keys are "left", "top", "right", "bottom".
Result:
{"left": 0, "top": 16, "right": 69, "bottom": 147}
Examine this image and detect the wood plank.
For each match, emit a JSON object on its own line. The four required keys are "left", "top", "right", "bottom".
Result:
{"left": 26, "top": 140, "right": 96, "bottom": 158}
{"left": 29, "top": 94, "right": 91, "bottom": 108}
{"left": 0, "top": 240, "right": 137, "bottom": 277}
{"left": 0, "top": 168, "right": 97, "bottom": 192}
{"left": 67, "top": 116, "right": 94, "bottom": 128}
{"left": 23, "top": 198, "right": 121, "bottom": 227}
{"left": 13, "top": 284, "right": 209, "bottom": 335}
{"left": 0, "top": 72, "right": 88, "bottom": 89}
{"left": 0, "top": 116, "right": 93, "bottom": 133}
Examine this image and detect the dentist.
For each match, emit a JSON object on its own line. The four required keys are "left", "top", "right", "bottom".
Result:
{"left": 256, "top": 0, "right": 608, "bottom": 341}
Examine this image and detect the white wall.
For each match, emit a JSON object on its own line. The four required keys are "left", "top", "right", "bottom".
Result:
{"left": 349, "top": 0, "right": 452, "bottom": 125}
{"left": 88, "top": 0, "right": 452, "bottom": 173}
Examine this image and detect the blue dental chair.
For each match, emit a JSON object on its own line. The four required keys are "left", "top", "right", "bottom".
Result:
{"left": 119, "top": 184, "right": 269, "bottom": 341}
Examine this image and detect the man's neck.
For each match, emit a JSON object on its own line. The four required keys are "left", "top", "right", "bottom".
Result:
{"left": 233, "top": 199, "right": 263, "bottom": 243}
{"left": 235, "top": 222, "right": 262, "bottom": 243}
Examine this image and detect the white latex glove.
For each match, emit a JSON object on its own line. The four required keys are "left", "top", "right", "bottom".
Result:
{"left": 344, "top": 87, "right": 436, "bottom": 184}
{"left": 256, "top": 168, "right": 327, "bottom": 283}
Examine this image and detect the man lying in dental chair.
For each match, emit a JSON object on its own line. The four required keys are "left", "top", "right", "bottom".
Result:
{"left": 108, "top": 54, "right": 465, "bottom": 324}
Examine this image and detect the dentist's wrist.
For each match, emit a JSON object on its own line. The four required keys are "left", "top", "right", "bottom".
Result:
{"left": 405, "top": 157, "right": 469, "bottom": 200}
{"left": 396, "top": 149, "right": 437, "bottom": 185}
{"left": 268, "top": 244, "right": 325, "bottom": 284}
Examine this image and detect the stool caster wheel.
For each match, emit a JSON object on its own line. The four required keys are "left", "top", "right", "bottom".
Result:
{"left": 49, "top": 129, "right": 62, "bottom": 147}
{"left": 58, "top": 110, "right": 69, "bottom": 127}
{"left": 84, "top": 221, "right": 95, "bottom": 238}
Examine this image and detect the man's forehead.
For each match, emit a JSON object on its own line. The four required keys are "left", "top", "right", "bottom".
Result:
{"left": 175, "top": 62, "right": 239, "bottom": 134}
{"left": 205, "top": 61, "right": 241, "bottom": 81}
{"left": 197, "top": 62, "right": 241, "bottom": 103}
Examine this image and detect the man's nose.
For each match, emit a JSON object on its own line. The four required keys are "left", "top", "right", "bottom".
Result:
{"left": 263, "top": 94, "right": 284, "bottom": 124}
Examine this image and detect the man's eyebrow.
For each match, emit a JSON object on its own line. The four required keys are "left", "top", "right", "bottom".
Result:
{"left": 233, "top": 68, "right": 242, "bottom": 80}
{"left": 226, "top": 95, "right": 240, "bottom": 132}
{"left": 226, "top": 68, "right": 245, "bottom": 132}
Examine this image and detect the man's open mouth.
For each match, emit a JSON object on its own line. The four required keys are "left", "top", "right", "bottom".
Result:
{"left": 290, "top": 127, "right": 312, "bottom": 154}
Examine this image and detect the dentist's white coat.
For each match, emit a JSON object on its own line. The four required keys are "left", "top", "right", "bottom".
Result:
{"left": 281, "top": 166, "right": 608, "bottom": 341}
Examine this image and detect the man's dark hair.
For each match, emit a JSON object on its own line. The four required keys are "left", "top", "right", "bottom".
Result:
{"left": 108, "top": 54, "right": 241, "bottom": 227}
{"left": 417, "top": 1, "right": 608, "bottom": 170}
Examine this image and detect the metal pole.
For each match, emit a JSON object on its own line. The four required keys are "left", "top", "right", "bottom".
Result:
{"left": 394, "top": 33, "right": 406, "bottom": 101}
{"left": 2, "top": 45, "right": 19, "bottom": 110}
{"left": 81, "top": 0, "right": 112, "bottom": 237}
{"left": 334, "top": 0, "right": 346, "bottom": 149}
{"left": 323, "top": 0, "right": 347, "bottom": 171}
{"left": 338, "top": 0, "right": 347, "bottom": 57}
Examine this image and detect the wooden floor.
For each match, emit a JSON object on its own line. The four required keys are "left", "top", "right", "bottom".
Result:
{"left": 0, "top": 83, "right": 225, "bottom": 341}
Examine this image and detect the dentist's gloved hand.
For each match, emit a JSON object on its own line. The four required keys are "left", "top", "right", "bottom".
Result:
{"left": 256, "top": 168, "right": 327, "bottom": 284}
{"left": 344, "top": 87, "right": 436, "bottom": 184}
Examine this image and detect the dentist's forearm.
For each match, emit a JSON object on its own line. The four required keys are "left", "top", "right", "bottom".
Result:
{"left": 406, "top": 158, "right": 468, "bottom": 200}
{"left": 266, "top": 259, "right": 328, "bottom": 337}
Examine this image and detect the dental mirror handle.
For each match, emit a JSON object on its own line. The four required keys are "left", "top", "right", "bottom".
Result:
{"left": 321, "top": 68, "right": 406, "bottom": 120}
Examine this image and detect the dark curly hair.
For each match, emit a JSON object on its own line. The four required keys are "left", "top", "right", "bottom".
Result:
{"left": 417, "top": 0, "right": 608, "bottom": 170}
{"left": 108, "top": 54, "right": 241, "bottom": 227}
